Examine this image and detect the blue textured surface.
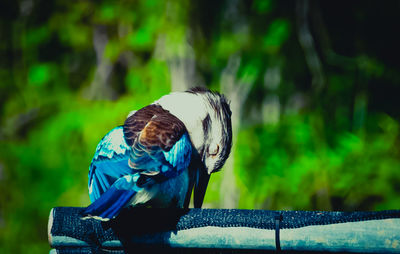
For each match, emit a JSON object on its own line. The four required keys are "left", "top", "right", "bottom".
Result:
{"left": 50, "top": 207, "right": 400, "bottom": 253}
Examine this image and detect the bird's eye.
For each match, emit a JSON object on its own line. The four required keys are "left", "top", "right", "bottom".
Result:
{"left": 208, "top": 144, "right": 219, "bottom": 156}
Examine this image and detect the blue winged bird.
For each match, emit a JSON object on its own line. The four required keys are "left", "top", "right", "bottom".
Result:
{"left": 82, "top": 87, "right": 232, "bottom": 221}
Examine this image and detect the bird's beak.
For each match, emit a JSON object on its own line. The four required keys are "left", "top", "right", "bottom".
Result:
{"left": 193, "top": 167, "right": 210, "bottom": 208}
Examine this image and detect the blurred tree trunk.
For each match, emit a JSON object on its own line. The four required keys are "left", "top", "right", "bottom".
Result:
{"left": 296, "top": 0, "right": 325, "bottom": 94}
{"left": 86, "top": 25, "right": 116, "bottom": 100}
{"left": 262, "top": 66, "right": 281, "bottom": 124}
{"left": 297, "top": 0, "right": 331, "bottom": 210}
{"left": 168, "top": 54, "right": 203, "bottom": 92}
{"left": 220, "top": 54, "right": 255, "bottom": 208}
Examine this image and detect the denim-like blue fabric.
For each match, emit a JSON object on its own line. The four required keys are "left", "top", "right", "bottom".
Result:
{"left": 49, "top": 207, "right": 400, "bottom": 253}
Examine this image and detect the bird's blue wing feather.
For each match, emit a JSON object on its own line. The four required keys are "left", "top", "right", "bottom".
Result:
{"left": 82, "top": 174, "right": 142, "bottom": 220}
{"left": 88, "top": 126, "right": 133, "bottom": 202}
{"left": 162, "top": 133, "right": 192, "bottom": 175}
{"left": 85, "top": 113, "right": 193, "bottom": 220}
{"left": 129, "top": 132, "right": 192, "bottom": 179}
{"left": 93, "top": 126, "right": 130, "bottom": 160}
{"left": 124, "top": 107, "right": 192, "bottom": 178}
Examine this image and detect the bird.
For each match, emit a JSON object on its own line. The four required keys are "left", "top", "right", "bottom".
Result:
{"left": 81, "top": 87, "right": 232, "bottom": 221}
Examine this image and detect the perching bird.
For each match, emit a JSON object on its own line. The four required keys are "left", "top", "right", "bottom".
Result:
{"left": 82, "top": 87, "right": 232, "bottom": 221}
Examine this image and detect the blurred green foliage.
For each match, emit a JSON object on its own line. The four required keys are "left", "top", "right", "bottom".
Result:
{"left": 235, "top": 114, "right": 400, "bottom": 210}
{"left": 1, "top": 0, "right": 400, "bottom": 253}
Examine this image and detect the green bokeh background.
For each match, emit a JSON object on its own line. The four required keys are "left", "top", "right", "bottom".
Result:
{"left": 1, "top": 0, "right": 400, "bottom": 252}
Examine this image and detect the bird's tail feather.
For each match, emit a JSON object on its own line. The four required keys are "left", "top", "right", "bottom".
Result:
{"left": 81, "top": 187, "right": 136, "bottom": 221}
{"left": 81, "top": 175, "right": 139, "bottom": 221}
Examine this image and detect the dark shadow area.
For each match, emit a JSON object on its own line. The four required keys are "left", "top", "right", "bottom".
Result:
{"left": 107, "top": 207, "right": 190, "bottom": 235}
{"left": 105, "top": 207, "right": 189, "bottom": 253}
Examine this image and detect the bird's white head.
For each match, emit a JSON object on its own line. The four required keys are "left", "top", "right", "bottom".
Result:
{"left": 155, "top": 87, "right": 232, "bottom": 175}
